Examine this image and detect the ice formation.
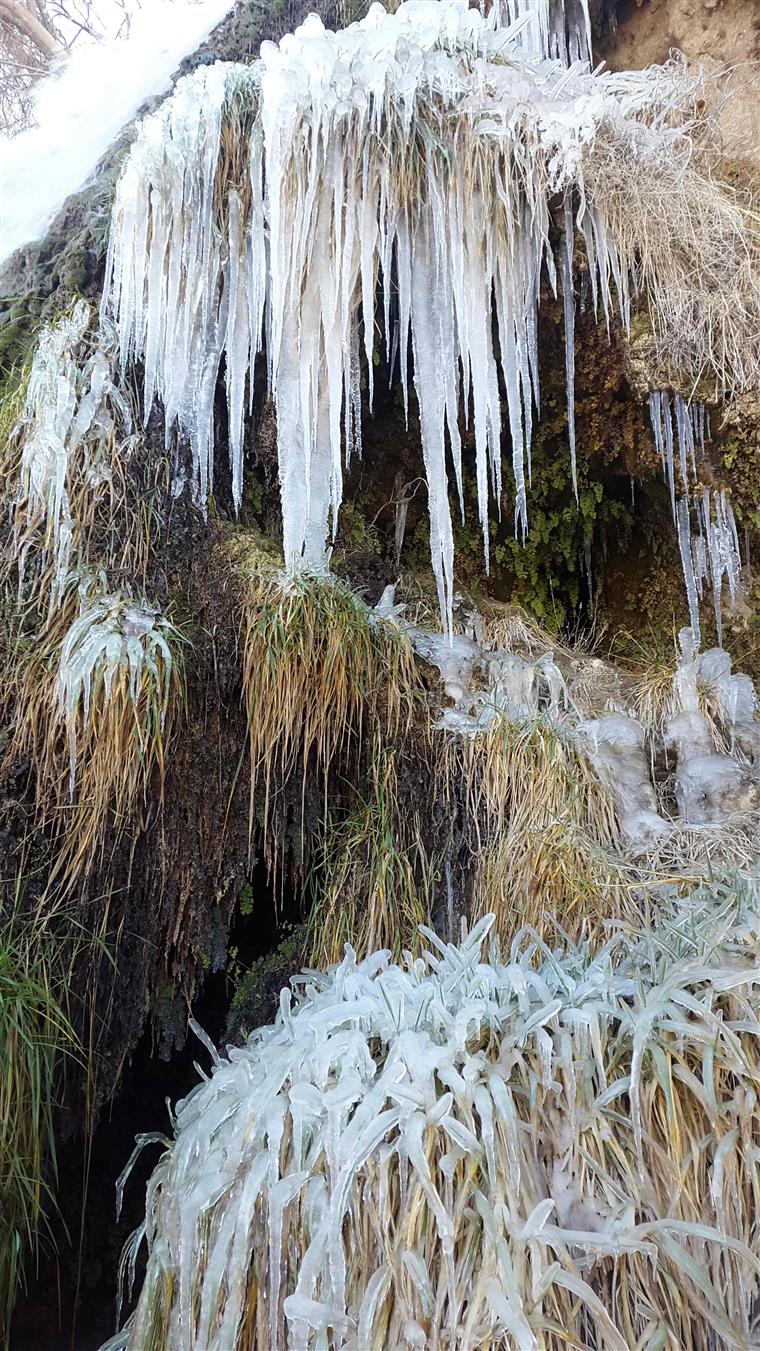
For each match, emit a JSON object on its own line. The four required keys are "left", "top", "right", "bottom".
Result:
{"left": 647, "top": 392, "right": 742, "bottom": 647}
{"left": 492, "top": 0, "right": 591, "bottom": 62}
{"left": 374, "top": 587, "right": 568, "bottom": 732}
{"left": 579, "top": 714, "right": 667, "bottom": 847}
{"left": 665, "top": 627, "right": 759, "bottom": 825}
{"left": 676, "top": 489, "right": 742, "bottom": 647}
{"left": 0, "top": 0, "right": 235, "bottom": 264}
{"left": 56, "top": 582, "right": 175, "bottom": 792}
{"left": 112, "top": 890, "right": 760, "bottom": 1349}
{"left": 8, "top": 301, "right": 131, "bottom": 611}
{"left": 648, "top": 390, "right": 708, "bottom": 521}
{"left": 101, "top": 0, "right": 720, "bottom": 633}
{"left": 377, "top": 586, "right": 759, "bottom": 840}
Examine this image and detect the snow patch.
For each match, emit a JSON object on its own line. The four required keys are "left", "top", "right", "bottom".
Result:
{"left": 0, "top": 0, "right": 234, "bottom": 265}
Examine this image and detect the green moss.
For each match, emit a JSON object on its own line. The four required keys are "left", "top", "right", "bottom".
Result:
{"left": 402, "top": 400, "right": 635, "bottom": 629}
{"left": 0, "top": 315, "right": 36, "bottom": 393}
{"left": 721, "top": 436, "right": 760, "bottom": 530}
{"left": 226, "top": 923, "right": 307, "bottom": 1041}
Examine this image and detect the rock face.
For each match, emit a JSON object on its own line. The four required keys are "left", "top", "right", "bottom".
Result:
{"left": 601, "top": 0, "right": 760, "bottom": 173}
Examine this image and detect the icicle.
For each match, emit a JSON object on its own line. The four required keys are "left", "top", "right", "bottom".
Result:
{"left": 676, "top": 490, "right": 741, "bottom": 649}
{"left": 676, "top": 495, "right": 701, "bottom": 650}
{"left": 583, "top": 536, "right": 592, "bottom": 609}
{"left": 102, "top": 63, "right": 259, "bottom": 518}
{"left": 649, "top": 389, "right": 710, "bottom": 510}
{"left": 100, "top": 0, "right": 723, "bottom": 635}
{"left": 561, "top": 194, "right": 578, "bottom": 501}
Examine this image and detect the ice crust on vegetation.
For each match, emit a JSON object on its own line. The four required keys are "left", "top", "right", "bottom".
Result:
{"left": 377, "top": 587, "right": 760, "bottom": 841}
{"left": 56, "top": 582, "right": 175, "bottom": 793}
{"left": 113, "top": 885, "right": 760, "bottom": 1350}
{"left": 8, "top": 301, "right": 133, "bottom": 611}
{"left": 100, "top": 0, "right": 751, "bottom": 635}
{"left": 663, "top": 627, "right": 759, "bottom": 826}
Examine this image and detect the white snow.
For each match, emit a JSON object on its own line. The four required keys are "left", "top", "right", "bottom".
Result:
{"left": 0, "top": 0, "right": 234, "bottom": 265}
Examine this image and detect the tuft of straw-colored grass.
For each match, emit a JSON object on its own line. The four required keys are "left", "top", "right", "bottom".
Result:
{"left": 307, "top": 743, "right": 435, "bottom": 968}
{"left": 582, "top": 80, "right": 760, "bottom": 395}
{"left": 462, "top": 714, "right": 639, "bottom": 943}
{"left": 6, "top": 581, "right": 183, "bottom": 893}
{"left": 242, "top": 572, "right": 425, "bottom": 853}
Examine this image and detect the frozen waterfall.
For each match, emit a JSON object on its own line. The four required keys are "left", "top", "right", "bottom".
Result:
{"left": 100, "top": 0, "right": 748, "bottom": 635}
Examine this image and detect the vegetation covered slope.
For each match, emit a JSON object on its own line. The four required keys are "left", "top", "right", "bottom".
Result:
{"left": 1, "top": 0, "right": 759, "bottom": 1345}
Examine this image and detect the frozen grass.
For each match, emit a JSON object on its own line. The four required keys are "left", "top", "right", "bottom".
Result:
{"left": 1, "top": 302, "right": 157, "bottom": 618}
{"left": 111, "top": 875, "right": 760, "bottom": 1350}
{"left": 0, "top": 302, "right": 182, "bottom": 896}
{"left": 7, "top": 579, "right": 182, "bottom": 892}
{"left": 236, "top": 571, "right": 759, "bottom": 962}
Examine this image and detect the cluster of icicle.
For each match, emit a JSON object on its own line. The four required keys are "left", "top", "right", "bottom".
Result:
{"left": 648, "top": 391, "right": 742, "bottom": 646}
{"left": 111, "top": 888, "right": 760, "bottom": 1350}
{"left": 492, "top": 0, "right": 591, "bottom": 63}
{"left": 9, "top": 300, "right": 132, "bottom": 611}
{"left": 101, "top": 0, "right": 707, "bottom": 633}
{"left": 677, "top": 488, "right": 742, "bottom": 648}
{"left": 56, "top": 581, "right": 175, "bottom": 793}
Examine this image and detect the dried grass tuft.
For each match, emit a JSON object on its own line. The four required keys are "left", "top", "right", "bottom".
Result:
{"left": 242, "top": 573, "right": 425, "bottom": 853}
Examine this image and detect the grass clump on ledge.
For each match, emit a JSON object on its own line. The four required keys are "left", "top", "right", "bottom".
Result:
{"left": 463, "top": 714, "right": 634, "bottom": 942}
{"left": 112, "top": 875, "right": 760, "bottom": 1351}
{"left": 242, "top": 572, "right": 425, "bottom": 850}
{"left": 6, "top": 579, "right": 183, "bottom": 891}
